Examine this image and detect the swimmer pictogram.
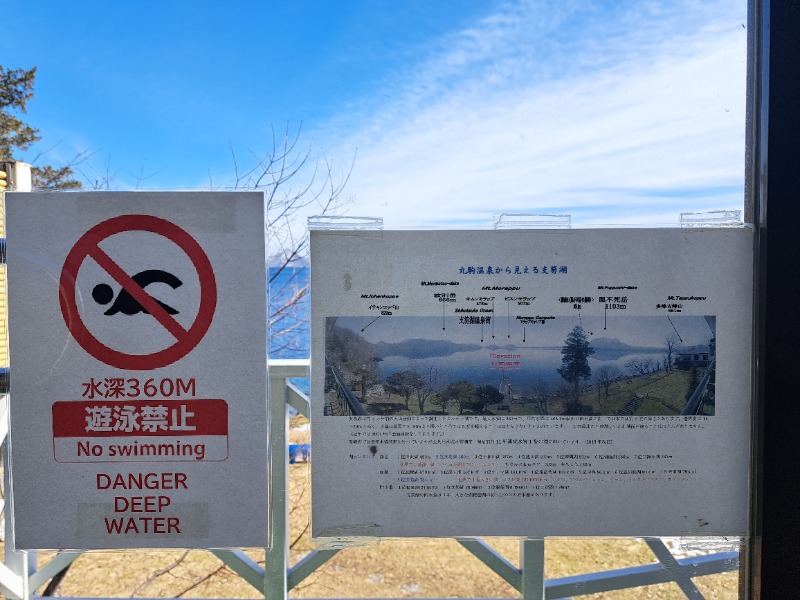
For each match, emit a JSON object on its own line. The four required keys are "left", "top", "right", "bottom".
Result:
{"left": 60, "top": 214, "right": 217, "bottom": 370}
{"left": 93, "top": 270, "right": 183, "bottom": 315}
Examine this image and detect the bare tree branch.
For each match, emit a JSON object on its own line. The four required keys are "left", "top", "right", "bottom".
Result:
{"left": 225, "top": 122, "right": 354, "bottom": 357}
{"left": 176, "top": 564, "right": 229, "bottom": 598}
{"left": 131, "top": 550, "right": 190, "bottom": 597}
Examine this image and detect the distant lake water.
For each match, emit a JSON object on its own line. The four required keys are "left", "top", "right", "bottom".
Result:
{"left": 269, "top": 266, "right": 310, "bottom": 394}
{"left": 378, "top": 346, "right": 663, "bottom": 394}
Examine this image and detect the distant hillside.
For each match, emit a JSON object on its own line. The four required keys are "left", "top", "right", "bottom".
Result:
{"left": 589, "top": 337, "right": 659, "bottom": 351}
{"left": 267, "top": 252, "right": 309, "bottom": 268}
{"left": 676, "top": 344, "right": 712, "bottom": 355}
{"left": 589, "top": 337, "right": 661, "bottom": 360}
{"left": 375, "top": 339, "right": 481, "bottom": 359}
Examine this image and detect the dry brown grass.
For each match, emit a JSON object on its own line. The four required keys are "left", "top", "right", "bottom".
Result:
{"left": 9, "top": 416, "right": 738, "bottom": 598}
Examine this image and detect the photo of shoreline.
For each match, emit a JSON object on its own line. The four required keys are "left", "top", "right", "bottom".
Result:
{"left": 324, "top": 315, "right": 716, "bottom": 417}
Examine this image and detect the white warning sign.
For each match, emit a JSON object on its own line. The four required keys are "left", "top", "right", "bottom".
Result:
{"left": 7, "top": 192, "right": 269, "bottom": 550}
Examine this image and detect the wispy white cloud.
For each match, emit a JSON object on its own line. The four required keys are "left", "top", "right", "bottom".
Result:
{"left": 322, "top": 0, "right": 747, "bottom": 228}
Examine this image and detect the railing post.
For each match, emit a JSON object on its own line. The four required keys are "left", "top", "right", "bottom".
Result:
{"left": 265, "top": 360, "right": 310, "bottom": 600}
{"left": 2, "top": 441, "right": 33, "bottom": 600}
{"left": 265, "top": 366, "right": 289, "bottom": 600}
{"left": 520, "top": 538, "right": 545, "bottom": 600}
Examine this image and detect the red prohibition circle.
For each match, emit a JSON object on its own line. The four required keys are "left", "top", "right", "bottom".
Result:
{"left": 59, "top": 214, "right": 217, "bottom": 370}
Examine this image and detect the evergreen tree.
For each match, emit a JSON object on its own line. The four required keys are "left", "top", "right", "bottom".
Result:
{"left": 557, "top": 325, "right": 594, "bottom": 408}
{"left": 1, "top": 65, "right": 81, "bottom": 188}
{"left": 435, "top": 380, "right": 479, "bottom": 415}
{"left": 475, "top": 384, "right": 504, "bottom": 414}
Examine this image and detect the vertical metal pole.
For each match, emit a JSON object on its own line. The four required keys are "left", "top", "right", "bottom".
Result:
{"left": 1, "top": 177, "right": 33, "bottom": 600}
{"left": 2, "top": 442, "right": 32, "bottom": 600}
{"left": 520, "top": 538, "right": 545, "bottom": 600}
{"left": 743, "top": 0, "right": 765, "bottom": 593}
{"left": 265, "top": 366, "right": 289, "bottom": 600}
{"left": 755, "top": 0, "right": 800, "bottom": 598}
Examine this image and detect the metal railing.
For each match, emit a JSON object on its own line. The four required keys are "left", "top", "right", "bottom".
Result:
{"left": 681, "top": 358, "right": 717, "bottom": 416}
{"left": 0, "top": 360, "right": 740, "bottom": 599}
{"left": 323, "top": 358, "right": 368, "bottom": 416}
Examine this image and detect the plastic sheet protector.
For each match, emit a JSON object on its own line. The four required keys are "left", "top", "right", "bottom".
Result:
{"left": 311, "top": 228, "right": 753, "bottom": 539}
{"left": 6, "top": 192, "right": 270, "bottom": 550}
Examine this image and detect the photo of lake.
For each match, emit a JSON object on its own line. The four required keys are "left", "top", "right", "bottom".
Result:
{"left": 324, "top": 315, "right": 717, "bottom": 417}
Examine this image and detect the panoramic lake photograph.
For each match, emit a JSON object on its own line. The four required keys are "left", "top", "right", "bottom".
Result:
{"left": 324, "top": 315, "right": 717, "bottom": 417}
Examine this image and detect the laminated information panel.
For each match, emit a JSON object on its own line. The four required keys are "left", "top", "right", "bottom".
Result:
{"left": 311, "top": 228, "right": 752, "bottom": 538}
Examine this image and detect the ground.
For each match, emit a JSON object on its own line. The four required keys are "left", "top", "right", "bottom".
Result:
{"left": 339, "top": 368, "right": 712, "bottom": 417}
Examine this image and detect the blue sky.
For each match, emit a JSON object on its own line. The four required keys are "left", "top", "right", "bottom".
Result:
{"left": 3, "top": 0, "right": 747, "bottom": 229}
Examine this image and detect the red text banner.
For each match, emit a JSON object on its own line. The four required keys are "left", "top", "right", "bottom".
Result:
{"left": 52, "top": 399, "right": 228, "bottom": 463}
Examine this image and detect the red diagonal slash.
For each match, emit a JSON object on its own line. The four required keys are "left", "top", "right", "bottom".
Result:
{"left": 60, "top": 214, "right": 216, "bottom": 370}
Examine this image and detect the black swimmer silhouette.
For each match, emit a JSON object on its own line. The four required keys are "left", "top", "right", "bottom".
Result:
{"left": 92, "top": 270, "right": 182, "bottom": 315}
